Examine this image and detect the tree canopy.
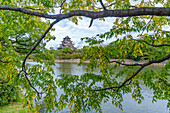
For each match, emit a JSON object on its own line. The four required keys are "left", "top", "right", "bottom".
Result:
{"left": 0, "top": 0, "right": 170, "bottom": 112}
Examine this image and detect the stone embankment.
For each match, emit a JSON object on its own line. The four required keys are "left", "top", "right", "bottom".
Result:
{"left": 27, "top": 59, "right": 168, "bottom": 66}
{"left": 54, "top": 59, "right": 168, "bottom": 66}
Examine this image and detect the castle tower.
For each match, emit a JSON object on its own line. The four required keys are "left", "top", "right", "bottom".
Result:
{"left": 58, "top": 36, "right": 75, "bottom": 51}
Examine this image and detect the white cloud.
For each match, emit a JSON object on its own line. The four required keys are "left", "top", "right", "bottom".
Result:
{"left": 46, "top": 17, "right": 115, "bottom": 49}
{"left": 46, "top": 1, "right": 170, "bottom": 49}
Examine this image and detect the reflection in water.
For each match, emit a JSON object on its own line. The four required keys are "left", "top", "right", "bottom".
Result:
{"left": 57, "top": 63, "right": 73, "bottom": 74}
{"left": 53, "top": 62, "right": 88, "bottom": 75}
{"left": 39, "top": 100, "right": 47, "bottom": 113}
{"left": 27, "top": 62, "right": 169, "bottom": 113}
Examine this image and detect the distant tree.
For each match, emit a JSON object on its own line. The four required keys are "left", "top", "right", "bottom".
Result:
{"left": 49, "top": 49, "right": 60, "bottom": 59}
{"left": 61, "top": 47, "right": 73, "bottom": 54}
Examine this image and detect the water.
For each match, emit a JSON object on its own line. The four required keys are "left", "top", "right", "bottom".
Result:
{"left": 27, "top": 62, "right": 169, "bottom": 113}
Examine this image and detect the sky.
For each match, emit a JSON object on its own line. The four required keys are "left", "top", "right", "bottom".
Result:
{"left": 45, "top": 1, "right": 169, "bottom": 50}
{"left": 44, "top": 0, "right": 142, "bottom": 49}
{"left": 45, "top": 17, "right": 116, "bottom": 49}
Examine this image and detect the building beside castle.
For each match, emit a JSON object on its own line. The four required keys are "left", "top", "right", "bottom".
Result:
{"left": 58, "top": 36, "right": 75, "bottom": 51}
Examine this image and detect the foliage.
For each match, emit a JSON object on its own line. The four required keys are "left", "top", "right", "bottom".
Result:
{"left": 60, "top": 47, "right": 73, "bottom": 54}
{"left": 49, "top": 48, "right": 83, "bottom": 59}
{"left": 0, "top": 92, "right": 27, "bottom": 113}
{"left": 0, "top": 0, "right": 170, "bottom": 113}
{"left": 0, "top": 76, "right": 20, "bottom": 106}
{"left": 49, "top": 49, "right": 60, "bottom": 59}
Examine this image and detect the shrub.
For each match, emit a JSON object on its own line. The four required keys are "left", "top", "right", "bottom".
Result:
{"left": 71, "top": 53, "right": 82, "bottom": 59}
{"left": 0, "top": 76, "right": 20, "bottom": 106}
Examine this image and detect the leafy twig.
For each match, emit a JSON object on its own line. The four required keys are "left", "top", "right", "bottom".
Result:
{"left": 99, "top": 0, "right": 107, "bottom": 10}
{"left": 103, "top": 54, "right": 142, "bottom": 66}
{"left": 94, "top": 54, "right": 170, "bottom": 91}
{"left": 109, "top": 60, "right": 143, "bottom": 66}
{"left": 137, "top": 40, "right": 170, "bottom": 47}
{"left": 0, "top": 60, "right": 9, "bottom": 63}
{"left": 17, "top": 20, "right": 59, "bottom": 98}
{"left": 24, "top": 7, "right": 43, "bottom": 11}
{"left": 59, "top": 0, "right": 66, "bottom": 13}
{"left": 159, "top": 78, "right": 170, "bottom": 86}
{"left": 140, "top": 16, "right": 154, "bottom": 35}
{"left": 95, "top": 2, "right": 115, "bottom": 9}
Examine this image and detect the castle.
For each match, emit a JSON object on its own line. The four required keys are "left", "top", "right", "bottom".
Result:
{"left": 58, "top": 36, "right": 75, "bottom": 51}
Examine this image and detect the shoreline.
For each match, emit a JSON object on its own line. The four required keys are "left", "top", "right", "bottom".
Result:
{"left": 26, "top": 59, "right": 168, "bottom": 66}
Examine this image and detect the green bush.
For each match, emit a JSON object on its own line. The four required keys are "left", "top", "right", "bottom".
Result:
{"left": 60, "top": 48, "right": 73, "bottom": 54}
{"left": 71, "top": 53, "right": 82, "bottom": 59}
{"left": 0, "top": 76, "right": 20, "bottom": 106}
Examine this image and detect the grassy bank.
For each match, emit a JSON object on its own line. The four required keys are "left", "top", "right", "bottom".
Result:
{"left": 0, "top": 92, "right": 27, "bottom": 113}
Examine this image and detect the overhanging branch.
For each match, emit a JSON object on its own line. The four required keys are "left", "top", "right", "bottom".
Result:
{"left": 17, "top": 19, "right": 59, "bottom": 98}
{"left": 0, "top": 6, "right": 170, "bottom": 20}
{"left": 103, "top": 53, "right": 142, "bottom": 66}
{"left": 94, "top": 54, "right": 170, "bottom": 91}
{"left": 22, "top": 19, "right": 59, "bottom": 72}
{"left": 94, "top": 66, "right": 144, "bottom": 91}
{"left": 109, "top": 60, "right": 143, "bottom": 66}
{"left": 137, "top": 40, "right": 170, "bottom": 47}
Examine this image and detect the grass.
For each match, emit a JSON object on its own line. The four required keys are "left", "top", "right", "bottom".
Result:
{"left": 0, "top": 92, "right": 27, "bottom": 113}
{"left": 0, "top": 102, "right": 27, "bottom": 113}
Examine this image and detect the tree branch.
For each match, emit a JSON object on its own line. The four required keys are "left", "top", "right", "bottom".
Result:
{"left": 24, "top": 73, "right": 41, "bottom": 98}
{"left": 89, "top": 18, "right": 94, "bottom": 28}
{"left": 109, "top": 60, "right": 143, "bottom": 66}
{"left": 22, "top": 19, "right": 59, "bottom": 72}
{"left": 55, "top": 0, "right": 66, "bottom": 8}
{"left": 94, "top": 66, "right": 144, "bottom": 91}
{"left": 95, "top": 2, "right": 115, "bottom": 9}
{"left": 140, "top": 16, "right": 153, "bottom": 35}
{"left": 59, "top": 0, "right": 66, "bottom": 13}
{"left": 103, "top": 53, "right": 143, "bottom": 66}
{"left": 60, "top": 0, "right": 66, "bottom": 8}
{"left": 24, "top": 7, "right": 43, "bottom": 11}
{"left": 99, "top": 0, "right": 107, "bottom": 10}
{"left": 18, "top": 20, "right": 59, "bottom": 98}
{"left": 141, "top": 54, "right": 170, "bottom": 66}
{"left": 17, "top": 70, "right": 22, "bottom": 77}
{"left": 94, "top": 54, "right": 170, "bottom": 91}
{"left": 129, "top": 6, "right": 138, "bottom": 9}
{"left": 137, "top": 39, "right": 170, "bottom": 47}
{"left": 0, "top": 60, "right": 9, "bottom": 63}
{"left": 106, "top": 2, "right": 115, "bottom": 8}
{"left": 0, "top": 6, "right": 170, "bottom": 20}
{"left": 159, "top": 78, "right": 170, "bottom": 86}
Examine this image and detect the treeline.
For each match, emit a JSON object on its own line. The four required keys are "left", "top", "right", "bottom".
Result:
{"left": 49, "top": 46, "right": 140, "bottom": 60}
{"left": 48, "top": 47, "right": 85, "bottom": 59}
{"left": 48, "top": 45, "right": 144, "bottom": 60}
{"left": 49, "top": 41, "right": 169, "bottom": 61}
